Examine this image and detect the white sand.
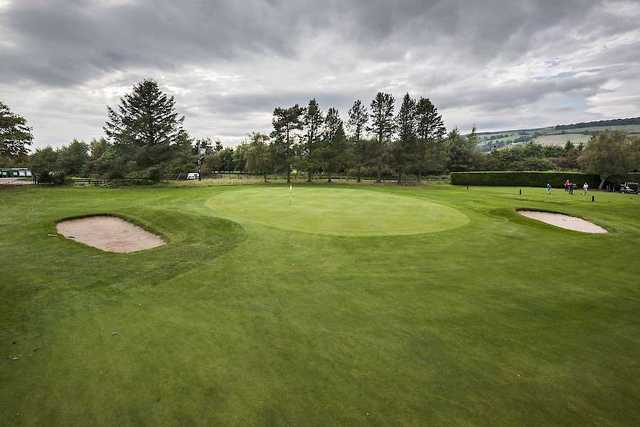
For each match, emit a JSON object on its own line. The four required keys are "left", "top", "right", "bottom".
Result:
{"left": 56, "top": 216, "right": 165, "bottom": 253}
{"left": 518, "top": 210, "right": 608, "bottom": 234}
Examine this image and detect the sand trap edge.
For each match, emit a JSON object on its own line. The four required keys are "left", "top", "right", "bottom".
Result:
{"left": 516, "top": 209, "right": 608, "bottom": 234}
{"left": 55, "top": 213, "right": 167, "bottom": 253}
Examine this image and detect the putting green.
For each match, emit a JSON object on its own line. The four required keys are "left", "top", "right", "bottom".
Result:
{"left": 208, "top": 187, "right": 469, "bottom": 236}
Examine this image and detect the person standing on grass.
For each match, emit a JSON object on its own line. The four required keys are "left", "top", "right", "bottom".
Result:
{"left": 546, "top": 183, "right": 552, "bottom": 193}
{"left": 564, "top": 179, "right": 570, "bottom": 192}
{"left": 583, "top": 182, "right": 589, "bottom": 194}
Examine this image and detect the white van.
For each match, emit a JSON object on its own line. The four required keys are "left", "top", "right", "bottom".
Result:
{"left": 186, "top": 172, "right": 200, "bottom": 180}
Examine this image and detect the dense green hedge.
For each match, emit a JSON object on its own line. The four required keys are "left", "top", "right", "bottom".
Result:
{"left": 450, "top": 171, "right": 601, "bottom": 188}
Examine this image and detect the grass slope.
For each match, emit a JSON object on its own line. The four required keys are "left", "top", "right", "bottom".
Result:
{"left": 1, "top": 184, "right": 639, "bottom": 426}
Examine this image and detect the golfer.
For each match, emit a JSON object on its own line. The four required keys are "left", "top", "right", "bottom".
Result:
{"left": 546, "top": 183, "right": 552, "bottom": 193}
{"left": 583, "top": 182, "right": 589, "bottom": 194}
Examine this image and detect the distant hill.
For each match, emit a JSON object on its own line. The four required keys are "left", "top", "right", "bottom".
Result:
{"left": 476, "top": 116, "right": 640, "bottom": 151}
{"left": 555, "top": 117, "right": 640, "bottom": 130}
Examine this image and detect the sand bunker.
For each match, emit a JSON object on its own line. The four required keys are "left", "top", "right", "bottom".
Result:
{"left": 518, "top": 210, "right": 607, "bottom": 234}
{"left": 56, "top": 216, "right": 165, "bottom": 253}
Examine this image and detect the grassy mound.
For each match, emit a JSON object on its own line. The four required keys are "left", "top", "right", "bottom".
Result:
{"left": 208, "top": 186, "right": 469, "bottom": 236}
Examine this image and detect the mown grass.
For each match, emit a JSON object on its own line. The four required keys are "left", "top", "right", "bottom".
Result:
{"left": 1, "top": 184, "right": 639, "bottom": 426}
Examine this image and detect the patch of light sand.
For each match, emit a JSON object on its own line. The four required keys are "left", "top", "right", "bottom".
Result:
{"left": 56, "top": 216, "right": 165, "bottom": 253}
{"left": 518, "top": 210, "right": 608, "bottom": 234}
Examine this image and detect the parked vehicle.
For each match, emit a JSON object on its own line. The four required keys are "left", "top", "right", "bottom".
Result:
{"left": 186, "top": 172, "right": 200, "bottom": 180}
{"left": 619, "top": 182, "right": 639, "bottom": 194}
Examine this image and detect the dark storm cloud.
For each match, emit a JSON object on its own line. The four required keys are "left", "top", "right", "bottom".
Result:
{"left": 0, "top": 0, "right": 638, "bottom": 146}
{"left": 1, "top": 0, "right": 298, "bottom": 85}
{"left": 1, "top": 0, "right": 604, "bottom": 86}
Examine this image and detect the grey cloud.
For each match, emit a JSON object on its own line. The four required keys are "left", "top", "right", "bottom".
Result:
{"left": 441, "top": 73, "right": 608, "bottom": 111}
{"left": 0, "top": 0, "right": 638, "bottom": 146}
{"left": 1, "top": 0, "right": 606, "bottom": 86}
{"left": 201, "top": 92, "right": 362, "bottom": 117}
{"left": 1, "top": 0, "right": 296, "bottom": 85}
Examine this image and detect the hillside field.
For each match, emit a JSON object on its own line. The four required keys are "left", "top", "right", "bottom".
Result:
{"left": 477, "top": 120, "right": 640, "bottom": 150}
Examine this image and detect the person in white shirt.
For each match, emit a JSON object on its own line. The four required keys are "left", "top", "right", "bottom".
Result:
{"left": 583, "top": 182, "right": 589, "bottom": 194}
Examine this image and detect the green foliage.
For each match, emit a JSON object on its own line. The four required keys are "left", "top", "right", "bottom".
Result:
{"left": 392, "top": 93, "right": 417, "bottom": 182}
{"left": 415, "top": 97, "right": 446, "bottom": 180}
{"left": 301, "top": 99, "right": 324, "bottom": 180}
{"left": 422, "top": 139, "right": 449, "bottom": 174}
{"left": 451, "top": 171, "right": 601, "bottom": 187}
{"left": 0, "top": 101, "right": 33, "bottom": 159}
{"left": 347, "top": 99, "right": 369, "bottom": 182}
{"left": 125, "top": 166, "right": 163, "bottom": 183}
{"left": 271, "top": 104, "right": 305, "bottom": 183}
{"left": 415, "top": 97, "right": 446, "bottom": 143}
{"left": 97, "top": 80, "right": 195, "bottom": 180}
{"left": 245, "top": 132, "right": 273, "bottom": 181}
{"left": 482, "top": 143, "right": 575, "bottom": 171}
{"left": 368, "top": 92, "right": 395, "bottom": 181}
{"left": 165, "top": 133, "right": 198, "bottom": 176}
{"left": 104, "top": 79, "right": 185, "bottom": 146}
{"left": 319, "top": 107, "right": 349, "bottom": 181}
{"left": 579, "top": 131, "right": 635, "bottom": 187}
{"left": 447, "top": 129, "right": 480, "bottom": 172}
{"left": 29, "top": 147, "right": 59, "bottom": 179}
{"left": 55, "top": 139, "right": 89, "bottom": 176}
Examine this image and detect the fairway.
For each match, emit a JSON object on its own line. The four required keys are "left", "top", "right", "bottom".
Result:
{"left": 209, "top": 186, "right": 469, "bottom": 235}
{"left": 2, "top": 184, "right": 640, "bottom": 426}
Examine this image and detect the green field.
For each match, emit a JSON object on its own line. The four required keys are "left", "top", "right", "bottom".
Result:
{"left": 478, "top": 122, "right": 640, "bottom": 150}
{"left": 533, "top": 133, "right": 592, "bottom": 147}
{"left": 2, "top": 184, "right": 640, "bottom": 425}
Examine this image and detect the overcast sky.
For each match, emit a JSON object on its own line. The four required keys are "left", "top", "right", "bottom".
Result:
{"left": 1, "top": 0, "right": 639, "bottom": 148}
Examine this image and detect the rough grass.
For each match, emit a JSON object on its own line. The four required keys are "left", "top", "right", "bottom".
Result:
{"left": 1, "top": 184, "right": 640, "bottom": 426}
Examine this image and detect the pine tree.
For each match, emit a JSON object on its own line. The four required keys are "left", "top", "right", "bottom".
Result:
{"left": 104, "top": 79, "right": 185, "bottom": 146}
{"left": 302, "top": 99, "right": 324, "bottom": 182}
{"left": 393, "top": 93, "right": 417, "bottom": 184}
{"left": 322, "top": 108, "right": 348, "bottom": 182}
{"left": 367, "top": 92, "right": 395, "bottom": 182}
{"left": 347, "top": 99, "right": 368, "bottom": 182}
{"left": 0, "top": 101, "right": 33, "bottom": 159}
{"left": 415, "top": 97, "right": 446, "bottom": 182}
{"left": 271, "top": 105, "right": 305, "bottom": 184}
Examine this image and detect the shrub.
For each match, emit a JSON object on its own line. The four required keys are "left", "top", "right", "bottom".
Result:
{"left": 37, "top": 171, "right": 67, "bottom": 185}
{"left": 450, "top": 171, "right": 601, "bottom": 188}
{"left": 126, "top": 166, "right": 163, "bottom": 183}
{"left": 50, "top": 171, "right": 68, "bottom": 185}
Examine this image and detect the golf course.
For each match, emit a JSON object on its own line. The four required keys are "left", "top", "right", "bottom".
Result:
{"left": 2, "top": 183, "right": 639, "bottom": 425}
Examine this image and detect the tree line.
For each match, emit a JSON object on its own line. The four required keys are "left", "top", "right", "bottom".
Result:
{"left": 1, "top": 79, "right": 639, "bottom": 185}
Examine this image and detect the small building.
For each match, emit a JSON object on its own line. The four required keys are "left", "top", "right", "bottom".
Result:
{"left": 0, "top": 167, "right": 32, "bottom": 178}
